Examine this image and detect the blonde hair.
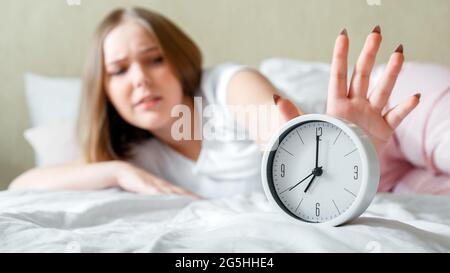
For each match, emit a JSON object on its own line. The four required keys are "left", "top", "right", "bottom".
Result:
{"left": 77, "top": 7, "right": 202, "bottom": 163}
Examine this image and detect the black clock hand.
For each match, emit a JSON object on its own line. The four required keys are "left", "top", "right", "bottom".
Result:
{"left": 304, "top": 174, "right": 316, "bottom": 193}
{"left": 315, "top": 136, "right": 319, "bottom": 168}
{"left": 315, "top": 127, "right": 321, "bottom": 169}
{"left": 280, "top": 127, "right": 323, "bottom": 195}
{"left": 281, "top": 171, "right": 314, "bottom": 193}
{"left": 304, "top": 166, "right": 323, "bottom": 193}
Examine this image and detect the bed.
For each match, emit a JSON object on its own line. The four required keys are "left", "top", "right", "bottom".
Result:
{"left": 5, "top": 59, "right": 449, "bottom": 253}
{"left": 1, "top": 189, "right": 449, "bottom": 252}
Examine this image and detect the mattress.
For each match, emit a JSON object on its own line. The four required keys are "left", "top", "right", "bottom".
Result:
{"left": 0, "top": 189, "right": 449, "bottom": 252}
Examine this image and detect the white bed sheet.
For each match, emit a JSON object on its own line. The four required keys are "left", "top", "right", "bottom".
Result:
{"left": 0, "top": 189, "right": 449, "bottom": 253}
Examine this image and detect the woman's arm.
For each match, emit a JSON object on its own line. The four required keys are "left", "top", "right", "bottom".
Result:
{"left": 226, "top": 69, "right": 301, "bottom": 150}
{"left": 226, "top": 27, "right": 420, "bottom": 155}
{"left": 9, "top": 160, "right": 196, "bottom": 197}
{"left": 9, "top": 160, "right": 121, "bottom": 191}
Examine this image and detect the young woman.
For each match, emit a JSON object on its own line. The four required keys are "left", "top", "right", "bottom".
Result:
{"left": 9, "top": 7, "right": 421, "bottom": 198}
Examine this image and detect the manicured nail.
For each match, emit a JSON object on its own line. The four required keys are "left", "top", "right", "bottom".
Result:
{"left": 273, "top": 94, "right": 281, "bottom": 105}
{"left": 340, "top": 28, "right": 348, "bottom": 36}
{"left": 414, "top": 93, "right": 421, "bottom": 100}
{"left": 395, "top": 44, "right": 404, "bottom": 54}
{"left": 371, "top": 25, "right": 381, "bottom": 34}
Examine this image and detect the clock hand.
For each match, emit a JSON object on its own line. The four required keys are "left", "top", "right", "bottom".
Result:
{"left": 304, "top": 127, "right": 324, "bottom": 194}
{"left": 282, "top": 171, "right": 314, "bottom": 193}
{"left": 280, "top": 165, "right": 324, "bottom": 194}
{"left": 315, "top": 136, "right": 319, "bottom": 168}
{"left": 304, "top": 174, "right": 316, "bottom": 193}
{"left": 315, "top": 127, "right": 322, "bottom": 169}
{"left": 304, "top": 166, "right": 323, "bottom": 193}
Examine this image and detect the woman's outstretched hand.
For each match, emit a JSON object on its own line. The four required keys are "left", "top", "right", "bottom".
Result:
{"left": 275, "top": 26, "right": 420, "bottom": 155}
{"left": 115, "top": 161, "right": 200, "bottom": 198}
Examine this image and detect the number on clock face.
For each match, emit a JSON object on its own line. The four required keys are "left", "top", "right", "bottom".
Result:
{"left": 271, "top": 121, "right": 362, "bottom": 223}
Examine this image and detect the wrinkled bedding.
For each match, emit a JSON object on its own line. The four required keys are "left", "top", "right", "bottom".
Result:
{"left": 0, "top": 189, "right": 449, "bottom": 253}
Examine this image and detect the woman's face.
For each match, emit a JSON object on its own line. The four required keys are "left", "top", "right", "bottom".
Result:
{"left": 103, "top": 20, "right": 184, "bottom": 132}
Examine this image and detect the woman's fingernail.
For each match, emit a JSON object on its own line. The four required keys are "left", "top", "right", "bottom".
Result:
{"left": 273, "top": 94, "right": 281, "bottom": 105}
{"left": 414, "top": 93, "right": 421, "bottom": 100}
{"left": 340, "top": 28, "right": 348, "bottom": 36}
{"left": 395, "top": 44, "right": 404, "bottom": 54}
{"left": 371, "top": 25, "right": 381, "bottom": 34}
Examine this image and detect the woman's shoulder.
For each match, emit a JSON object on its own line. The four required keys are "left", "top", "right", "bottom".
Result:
{"left": 199, "top": 62, "right": 251, "bottom": 105}
{"left": 201, "top": 62, "right": 249, "bottom": 84}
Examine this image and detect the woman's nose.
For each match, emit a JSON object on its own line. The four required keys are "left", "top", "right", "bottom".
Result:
{"left": 130, "top": 63, "right": 151, "bottom": 88}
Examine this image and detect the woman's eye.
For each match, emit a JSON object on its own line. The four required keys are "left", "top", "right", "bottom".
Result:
{"left": 149, "top": 56, "right": 164, "bottom": 64}
{"left": 110, "top": 68, "right": 126, "bottom": 76}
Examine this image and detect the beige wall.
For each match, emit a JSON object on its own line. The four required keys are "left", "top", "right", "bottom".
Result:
{"left": 1, "top": 0, "right": 449, "bottom": 189}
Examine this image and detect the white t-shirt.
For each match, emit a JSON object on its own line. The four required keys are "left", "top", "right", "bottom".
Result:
{"left": 128, "top": 63, "right": 264, "bottom": 198}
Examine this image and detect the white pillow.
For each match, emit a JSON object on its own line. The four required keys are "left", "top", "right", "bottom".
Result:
{"left": 24, "top": 122, "right": 80, "bottom": 167}
{"left": 24, "top": 73, "right": 81, "bottom": 166}
{"left": 24, "top": 73, "right": 81, "bottom": 127}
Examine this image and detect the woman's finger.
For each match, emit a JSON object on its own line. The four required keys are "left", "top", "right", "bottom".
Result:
{"left": 142, "top": 183, "right": 178, "bottom": 195}
{"left": 148, "top": 178, "right": 173, "bottom": 194}
{"left": 369, "top": 45, "right": 404, "bottom": 111}
{"left": 328, "top": 29, "right": 349, "bottom": 102}
{"left": 159, "top": 183, "right": 200, "bottom": 199}
{"left": 171, "top": 185, "right": 192, "bottom": 196}
{"left": 348, "top": 26, "right": 382, "bottom": 99}
{"left": 177, "top": 188, "right": 201, "bottom": 199}
{"left": 140, "top": 186, "right": 162, "bottom": 195}
{"left": 384, "top": 93, "right": 420, "bottom": 129}
{"left": 143, "top": 174, "right": 188, "bottom": 196}
{"left": 158, "top": 181, "right": 192, "bottom": 197}
{"left": 274, "top": 95, "right": 303, "bottom": 121}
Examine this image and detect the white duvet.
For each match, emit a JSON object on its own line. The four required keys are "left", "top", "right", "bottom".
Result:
{"left": 0, "top": 189, "right": 449, "bottom": 253}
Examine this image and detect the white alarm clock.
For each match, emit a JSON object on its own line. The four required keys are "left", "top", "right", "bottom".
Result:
{"left": 261, "top": 114, "right": 380, "bottom": 226}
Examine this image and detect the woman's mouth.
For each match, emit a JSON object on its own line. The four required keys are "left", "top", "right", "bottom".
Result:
{"left": 134, "top": 96, "right": 162, "bottom": 110}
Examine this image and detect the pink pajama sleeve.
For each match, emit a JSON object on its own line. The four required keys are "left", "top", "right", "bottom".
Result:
{"left": 377, "top": 63, "right": 450, "bottom": 195}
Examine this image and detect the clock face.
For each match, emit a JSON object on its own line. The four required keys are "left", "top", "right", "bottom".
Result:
{"left": 269, "top": 120, "right": 363, "bottom": 223}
